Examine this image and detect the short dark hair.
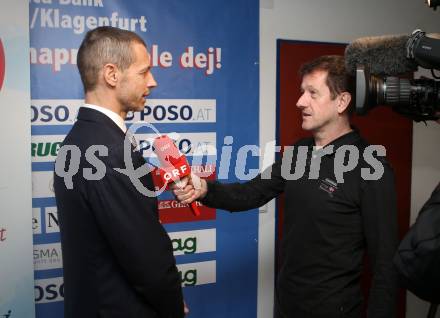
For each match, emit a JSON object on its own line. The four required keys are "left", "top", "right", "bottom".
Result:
{"left": 77, "top": 26, "right": 147, "bottom": 92}
{"left": 299, "top": 55, "right": 354, "bottom": 100}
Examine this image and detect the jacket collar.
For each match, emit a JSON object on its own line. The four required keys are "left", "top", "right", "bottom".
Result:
{"left": 76, "top": 107, "right": 126, "bottom": 137}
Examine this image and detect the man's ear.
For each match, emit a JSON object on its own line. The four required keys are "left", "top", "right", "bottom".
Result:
{"left": 103, "top": 63, "right": 119, "bottom": 87}
{"left": 337, "top": 92, "right": 352, "bottom": 114}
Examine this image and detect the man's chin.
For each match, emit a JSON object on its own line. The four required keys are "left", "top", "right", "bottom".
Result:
{"left": 132, "top": 104, "right": 146, "bottom": 113}
{"left": 301, "top": 123, "right": 312, "bottom": 131}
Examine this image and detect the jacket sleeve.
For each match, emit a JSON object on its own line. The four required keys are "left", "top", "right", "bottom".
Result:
{"left": 201, "top": 160, "right": 285, "bottom": 211}
{"left": 361, "top": 161, "right": 399, "bottom": 318}
{"left": 87, "top": 166, "right": 184, "bottom": 318}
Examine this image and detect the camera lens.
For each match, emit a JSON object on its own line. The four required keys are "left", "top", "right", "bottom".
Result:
{"left": 384, "top": 77, "right": 411, "bottom": 105}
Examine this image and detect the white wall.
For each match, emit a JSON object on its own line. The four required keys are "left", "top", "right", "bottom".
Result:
{"left": 0, "top": 0, "right": 35, "bottom": 317}
{"left": 258, "top": 1, "right": 440, "bottom": 317}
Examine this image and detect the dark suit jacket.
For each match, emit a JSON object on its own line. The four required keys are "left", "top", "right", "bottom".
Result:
{"left": 54, "top": 107, "right": 184, "bottom": 318}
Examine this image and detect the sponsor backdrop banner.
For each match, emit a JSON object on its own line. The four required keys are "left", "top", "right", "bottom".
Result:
{"left": 30, "top": 1, "right": 259, "bottom": 317}
{"left": 0, "top": 1, "right": 35, "bottom": 318}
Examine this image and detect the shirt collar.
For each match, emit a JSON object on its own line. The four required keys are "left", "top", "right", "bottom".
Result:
{"left": 313, "top": 128, "right": 362, "bottom": 156}
{"left": 82, "top": 104, "right": 127, "bottom": 133}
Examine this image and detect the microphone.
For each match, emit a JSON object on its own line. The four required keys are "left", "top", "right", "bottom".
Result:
{"left": 153, "top": 135, "right": 200, "bottom": 216}
{"left": 345, "top": 30, "right": 440, "bottom": 76}
{"left": 345, "top": 33, "right": 418, "bottom": 76}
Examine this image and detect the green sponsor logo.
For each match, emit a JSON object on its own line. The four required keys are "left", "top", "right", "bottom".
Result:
{"left": 172, "top": 237, "right": 197, "bottom": 254}
{"left": 31, "top": 142, "right": 61, "bottom": 157}
{"left": 179, "top": 269, "right": 197, "bottom": 286}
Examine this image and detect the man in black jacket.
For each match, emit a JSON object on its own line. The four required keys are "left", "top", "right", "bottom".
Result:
{"left": 394, "top": 182, "right": 440, "bottom": 304}
{"left": 54, "top": 26, "right": 185, "bottom": 318}
{"left": 174, "top": 55, "right": 399, "bottom": 318}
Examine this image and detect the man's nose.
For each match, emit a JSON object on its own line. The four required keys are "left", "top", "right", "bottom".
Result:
{"left": 296, "top": 93, "right": 307, "bottom": 109}
{"left": 147, "top": 72, "right": 157, "bottom": 89}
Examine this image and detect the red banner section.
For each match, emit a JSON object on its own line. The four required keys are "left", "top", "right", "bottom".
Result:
{"left": 159, "top": 200, "right": 216, "bottom": 224}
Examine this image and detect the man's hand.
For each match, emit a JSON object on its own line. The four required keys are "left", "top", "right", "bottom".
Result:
{"left": 172, "top": 174, "right": 208, "bottom": 204}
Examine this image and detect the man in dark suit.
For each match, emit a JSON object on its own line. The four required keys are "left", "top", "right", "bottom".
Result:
{"left": 54, "top": 26, "right": 186, "bottom": 318}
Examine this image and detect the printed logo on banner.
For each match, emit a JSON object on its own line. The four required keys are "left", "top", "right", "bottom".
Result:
{"left": 159, "top": 200, "right": 204, "bottom": 210}
{"left": 32, "top": 135, "right": 64, "bottom": 162}
{"left": 30, "top": 99, "right": 215, "bottom": 125}
{"left": 191, "top": 164, "right": 216, "bottom": 177}
{"left": 138, "top": 132, "right": 217, "bottom": 158}
{"left": 177, "top": 261, "right": 216, "bottom": 287}
{"left": 31, "top": 99, "right": 82, "bottom": 125}
{"left": 0, "top": 38, "right": 5, "bottom": 91}
{"left": 32, "top": 171, "right": 54, "bottom": 199}
{"left": 34, "top": 242, "right": 63, "bottom": 270}
{"left": 32, "top": 208, "right": 42, "bottom": 235}
{"left": 169, "top": 229, "right": 216, "bottom": 255}
{"left": 158, "top": 200, "right": 216, "bottom": 224}
{"left": 45, "top": 207, "right": 59, "bottom": 233}
{"left": 34, "top": 277, "right": 64, "bottom": 304}
{"left": 126, "top": 99, "right": 216, "bottom": 124}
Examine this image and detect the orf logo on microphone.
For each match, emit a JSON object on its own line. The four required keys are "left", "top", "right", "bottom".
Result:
{"left": 158, "top": 159, "right": 190, "bottom": 184}
{"left": 0, "top": 38, "right": 5, "bottom": 91}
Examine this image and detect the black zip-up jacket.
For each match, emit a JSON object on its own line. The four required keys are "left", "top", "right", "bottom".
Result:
{"left": 202, "top": 131, "right": 398, "bottom": 318}
{"left": 394, "top": 182, "right": 440, "bottom": 303}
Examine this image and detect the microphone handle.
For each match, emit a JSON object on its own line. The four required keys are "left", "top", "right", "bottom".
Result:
{"left": 190, "top": 202, "right": 200, "bottom": 216}
{"left": 171, "top": 172, "right": 200, "bottom": 216}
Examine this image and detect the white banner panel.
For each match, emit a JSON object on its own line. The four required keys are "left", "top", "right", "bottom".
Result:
{"left": 31, "top": 135, "right": 64, "bottom": 163}
{"left": 136, "top": 132, "right": 217, "bottom": 158}
{"left": 169, "top": 228, "right": 216, "bottom": 256}
{"left": 177, "top": 261, "right": 216, "bottom": 287}
{"left": 32, "top": 208, "right": 42, "bottom": 235}
{"left": 45, "top": 207, "right": 59, "bottom": 234}
{"left": 34, "top": 277, "right": 64, "bottom": 304}
{"left": 32, "top": 171, "right": 55, "bottom": 199}
{"left": 31, "top": 99, "right": 81, "bottom": 126}
{"left": 34, "top": 242, "right": 63, "bottom": 271}
{"left": 126, "top": 99, "right": 216, "bottom": 123}
{"left": 31, "top": 99, "right": 216, "bottom": 125}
